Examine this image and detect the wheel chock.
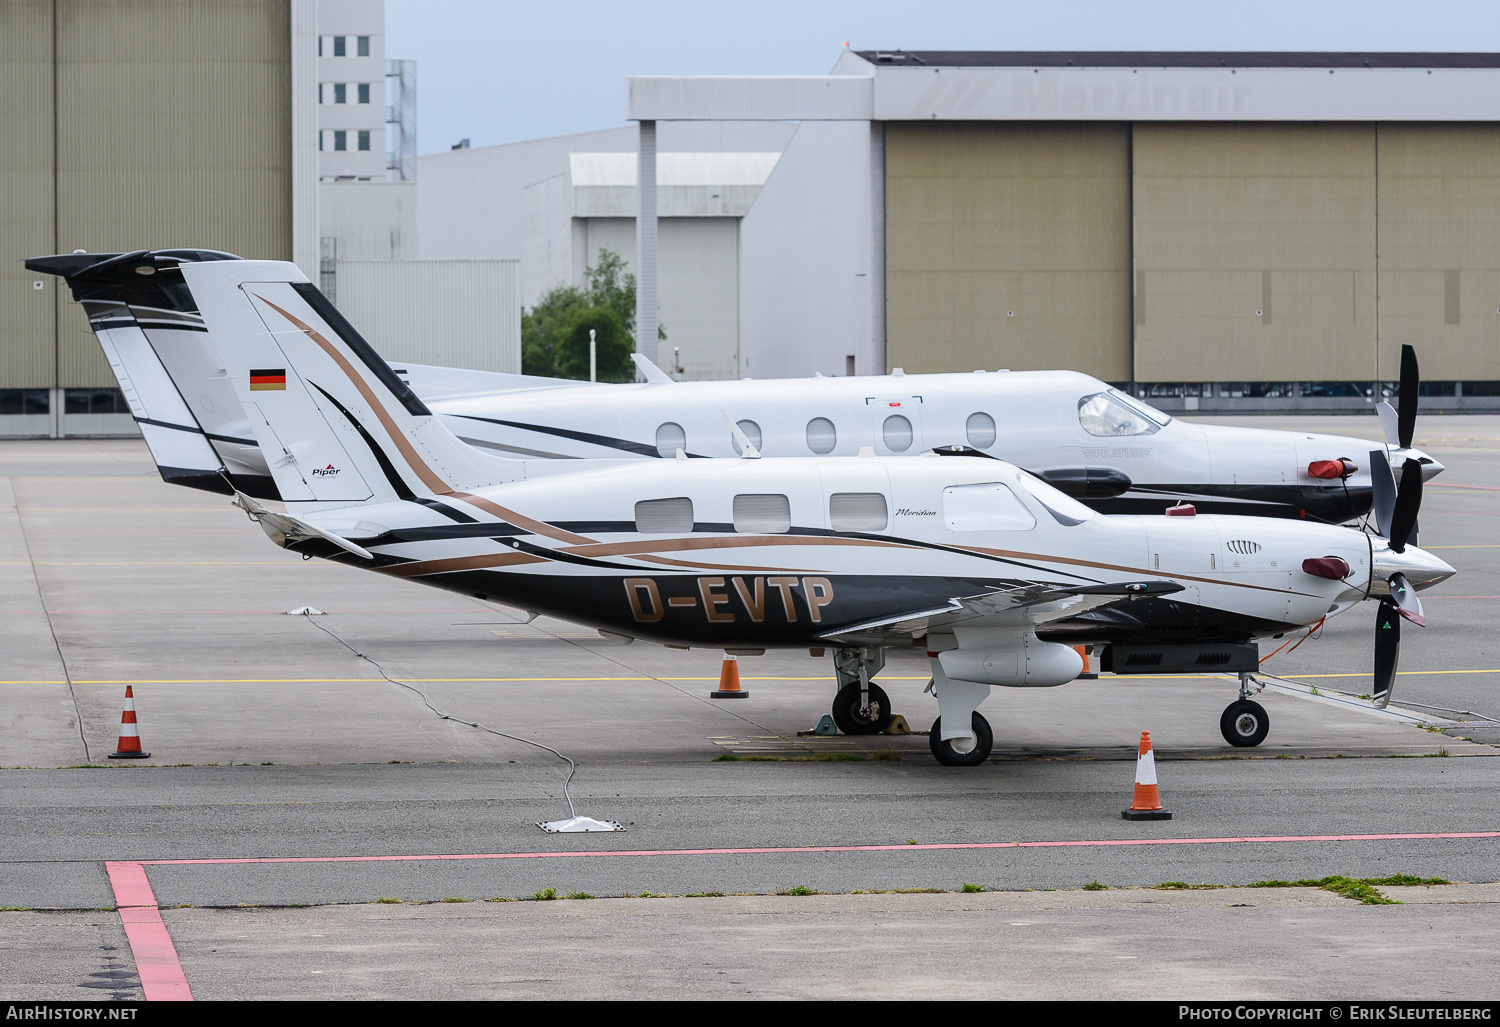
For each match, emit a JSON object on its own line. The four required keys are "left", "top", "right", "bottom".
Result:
{"left": 809, "top": 714, "right": 838, "bottom": 736}
{"left": 1122, "top": 730, "right": 1172, "bottom": 820}
{"left": 883, "top": 714, "right": 911, "bottom": 735}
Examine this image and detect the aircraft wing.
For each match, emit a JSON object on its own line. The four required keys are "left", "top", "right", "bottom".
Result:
{"left": 816, "top": 580, "right": 1183, "bottom": 647}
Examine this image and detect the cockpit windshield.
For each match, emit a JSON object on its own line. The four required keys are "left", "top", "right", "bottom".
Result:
{"left": 1077, "top": 389, "right": 1171, "bottom": 437}
{"left": 1015, "top": 472, "right": 1097, "bottom": 526}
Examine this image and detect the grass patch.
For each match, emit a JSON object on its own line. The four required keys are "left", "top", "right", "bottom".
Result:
{"left": 1247, "top": 876, "right": 1413, "bottom": 904}
{"left": 891, "top": 887, "right": 945, "bottom": 894}
{"left": 373, "top": 897, "right": 402, "bottom": 904}
{"left": 712, "top": 754, "right": 741, "bottom": 761}
{"left": 1434, "top": 748, "right": 1451, "bottom": 758}
{"left": 778, "top": 885, "right": 818, "bottom": 896}
{"left": 532, "top": 888, "right": 557, "bottom": 901}
{"left": 873, "top": 750, "right": 903, "bottom": 762}
{"left": 813, "top": 753, "right": 867, "bottom": 762}
{"left": 565, "top": 891, "right": 595, "bottom": 900}
{"left": 486, "top": 897, "right": 516, "bottom": 903}
{"left": 62, "top": 764, "right": 111, "bottom": 770}
{"left": 684, "top": 891, "right": 725, "bottom": 898}
{"left": 1082, "top": 880, "right": 1109, "bottom": 891}
{"left": 904, "top": 839, "right": 920, "bottom": 845}
{"left": 0, "top": 906, "right": 31, "bottom": 911}
{"left": 440, "top": 897, "right": 471, "bottom": 903}
{"left": 634, "top": 892, "right": 673, "bottom": 899}
{"left": 959, "top": 883, "right": 987, "bottom": 893}
{"left": 1421, "top": 725, "right": 1444, "bottom": 733}
{"left": 1363, "top": 874, "right": 1449, "bottom": 887}
{"left": 1154, "top": 882, "right": 1225, "bottom": 891}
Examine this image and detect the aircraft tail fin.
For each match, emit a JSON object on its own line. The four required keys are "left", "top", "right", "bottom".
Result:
{"left": 181, "top": 259, "right": 522, "bottom": 510}
{"left": 25, "top": 250, "right": 283, "bottom": 500}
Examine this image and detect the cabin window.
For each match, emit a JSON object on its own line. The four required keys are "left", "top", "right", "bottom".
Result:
{"left": 966, "top": 411, "right": 997, "bottom": 449}
{"left": 635, "top": 497, "right": 693, "bottom": 534}
{"left": 733, "top": 494, "right": 791, "bottom": 534}
{"left": 805, "top": 416, "right": 836, "bottom": 454}
{"left": 829, "top": 492, "right": 888, "bottom": 532}
{"left": 1078, "top": 390, "right": 1168, "bottom": 437}
{"left": 655, "top": 422, "right": 686, "bottom": 459}
{"left": 882, "top": 414, "right": 913, "bottom": 452}
{"left": 943, "top": 483, "right": 1036, "bottom": 532}
{"left": 731, "top": 419, "right": 763, "bottom": 455}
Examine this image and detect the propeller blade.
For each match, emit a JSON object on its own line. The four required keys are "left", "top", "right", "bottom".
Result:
{"left": 1373, "top": 597, "right": 1401, "bottom": 709}
{"left": 1388, "top": 458, "right": 1424, "bottom": 552}
{"left": 1377, "top": 401, "right": 1401, "bottom": 447}
{"left": 1387, "top": 572, "right": 1426, "bottom": 628}
{"left": 1398, "top": 344, "right": 1419, "bottom": 449}
{"left": 1369, "top": 448, "right": 1396, "bottom": 539}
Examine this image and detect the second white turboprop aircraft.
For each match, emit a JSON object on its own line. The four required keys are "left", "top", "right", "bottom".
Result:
{"left": 120, "top": 255, "right": 1451, "bottom": 765}
{"left": 27, "top": 250, "right": 1443, "bottom": 526}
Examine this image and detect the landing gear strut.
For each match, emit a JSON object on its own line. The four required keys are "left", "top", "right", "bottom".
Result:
{"left": 830, "top": 648, "right": 891, "bottom": 735}
{"left": 1221, "top": 672, "right": 1270, "bottom": 747}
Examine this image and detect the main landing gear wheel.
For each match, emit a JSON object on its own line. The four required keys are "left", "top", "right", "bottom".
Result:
{"left": 831, "top": 682, "right": 893, "bottom": 735}
{"left": 928, "top": 712, "right": 994, "bottom": 767}
{"left": 1221, "top": 699, "right": 1270, "bottom": 748}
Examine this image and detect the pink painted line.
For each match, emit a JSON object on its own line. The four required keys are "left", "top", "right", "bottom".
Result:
{"left": 105, "top": 862, "right": 194, "bottom": 1002}
{"left": 137, "top": 830, "right": 1500, "bottom": 867}
{"left": 1430, "top": 483, "right": 1500, "bottom": 491}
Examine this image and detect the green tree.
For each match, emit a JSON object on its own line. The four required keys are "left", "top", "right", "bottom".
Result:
{"left": 555, "top": 306, "right": 633, "bottom": 383}
{"left": 520, "top": 249, "right": 665, "bottom": 379}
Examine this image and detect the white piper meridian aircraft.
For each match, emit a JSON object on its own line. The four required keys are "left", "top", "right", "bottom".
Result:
{"left": 31, "top": 251, "right": 1456, "bottom": 764}
{"left": 28, "top": 250, "right": 1444, "bottom": 527}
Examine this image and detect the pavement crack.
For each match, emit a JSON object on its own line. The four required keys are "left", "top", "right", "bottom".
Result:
{"left": 13, "top": 483, "right": 91, "bottom": 763}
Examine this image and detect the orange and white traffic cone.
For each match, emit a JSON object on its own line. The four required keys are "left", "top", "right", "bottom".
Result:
{"left": 711, "top": 655, "right": 749, "bottom": 698}
{"left": 1121, "top": 730, "right": 1170, "bottom": 820}
{"left": 1075, "top": 645, "right": 1097, "bottom": 680}
{"left": 108, "top": 686, "right": 152, "bottom": 760}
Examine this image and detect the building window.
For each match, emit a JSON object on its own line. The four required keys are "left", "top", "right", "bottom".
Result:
{"left": 64, "top": 388, "right": 129, "bottom": 415}
{"left": 333, "top": 83, "right": 346, "bottom": 104}
{"left": 358, "top": 130, "right": 370, "bottom": 151}
{"left": 318, "top": 130, "right": 323, "bottom": 151}
{"left": 357, "top": 35, "right": 370, "bottom": 56}
{"left": 358, "top": 83, "right": 370, "bottom": 104}
{"left": 317, "top": 35, "right": 322, "bottom": 56}
{"left": 0, "top": 389, "right": 49, "bottom": 415}
{"left": 333, "top": 35, "right": 346, "bottom": 57}
{"left": 334, "top": 130, "right": 347, "bottom": 151}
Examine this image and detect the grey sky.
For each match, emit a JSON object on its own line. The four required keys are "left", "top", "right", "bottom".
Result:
{"left": 387, "top": 0, "right": 1500, "bottom": 155}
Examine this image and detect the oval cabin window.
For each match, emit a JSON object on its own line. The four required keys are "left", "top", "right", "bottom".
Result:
{"left": 965, "top": 411, "right": 997, "bottom": 449}
{"left": 882, "top": 414, "right": 913, "bottom": 453}
{"left": 655, "top": 422, "right": 686, "bottom": 459}
{"left": 805, "top": 417, "right": 837, "bottom": 454}
{"left": 731, "top": 419, "right": 763, "bottom": 455}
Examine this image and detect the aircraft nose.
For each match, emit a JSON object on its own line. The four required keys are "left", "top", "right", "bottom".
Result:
{"left": 1372, "top": 543, "right": 1456, "bottom": 592}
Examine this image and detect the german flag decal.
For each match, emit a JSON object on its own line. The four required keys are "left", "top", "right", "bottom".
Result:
{"left": 249, "top": 369, "right": 287, "bottom": 391}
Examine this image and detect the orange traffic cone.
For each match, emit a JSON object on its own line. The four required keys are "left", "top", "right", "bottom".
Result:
{"left": 1121, "top": 730, "right": 1170, "bottom": 820}
{"left": 108, "top": 686, "right": 152, "bottom": 760}
{"left": 1075, "top": 645, "right": 1097, "bottom": 680}
{"left": 711, "top": 656, "right": 749, "bottom": 698}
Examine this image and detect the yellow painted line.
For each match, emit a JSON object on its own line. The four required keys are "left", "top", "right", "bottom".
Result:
{"left": 1426, "top": 545, "right": 1500, "bottom": 549}
{"left": 1273, "top": 669, "right": 1500, "bottom": 678}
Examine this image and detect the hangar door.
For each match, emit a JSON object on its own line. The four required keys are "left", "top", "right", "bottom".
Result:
{"left": 884, "top": 122, "right": 1131, "bottom": 381}
{"left": 1132, "top": 123, "right": 1378, "bottom": 383}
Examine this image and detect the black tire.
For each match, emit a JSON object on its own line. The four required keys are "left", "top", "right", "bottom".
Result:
{"left": 928, "top": 712, "right": 994, "bottom": 766}
{"left": 1221, "top": 699, "right": 1270, "bottom": 747}
{"left": 830, "top": 682, "right": 893, "bottom": 735}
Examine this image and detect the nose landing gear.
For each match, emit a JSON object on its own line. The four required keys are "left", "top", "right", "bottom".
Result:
{"left": 1221, "top": 672, "right": 1270, "bottom": 747}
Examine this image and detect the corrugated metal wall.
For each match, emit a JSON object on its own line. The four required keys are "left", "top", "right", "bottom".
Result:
{"left": 2, "top": 0, "right": 292, "bottom": 395}
{"left": 1, "top": 1, "right": 58, "bottom": 389}
{"left": 53, "top": 0, "right": 292, "bottom": 386}
{"left": 1376, "top": 124, "right": 1500, "bottom": 380}
{"left": 884, "top": 120, "right": 1500, "bottom": 383}
{"left": 1133, "top": 123, "right": 1378, "bottom": 381}
{"left": 335, "top": 260, "right": 522, "bottom": 374}
{"left": 884, "top": 123, "right": 1132, "bottom": 380}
